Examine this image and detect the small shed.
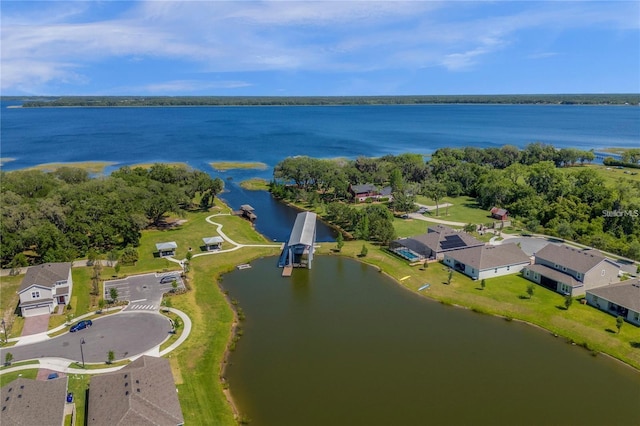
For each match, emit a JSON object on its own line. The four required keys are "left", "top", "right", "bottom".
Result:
{"left": 490, "top": 207, "right": 508, "bottom": 221}
{"left": 155, "top": 242, "right": 177, "bottom": 258}
{"left": 203, "top": 236, "right": 224, "bottom": 251}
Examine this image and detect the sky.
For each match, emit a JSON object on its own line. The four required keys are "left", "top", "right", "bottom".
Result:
{"left": 1, "top": 1, "right": 639, "bottom": 96}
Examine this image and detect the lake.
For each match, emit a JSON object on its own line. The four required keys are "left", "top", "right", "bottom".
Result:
{"left": 2, "top": 102, "right": 638, "bottom": 240}
{"left": 222, "top": 256, "right": 640, "bottom": 426}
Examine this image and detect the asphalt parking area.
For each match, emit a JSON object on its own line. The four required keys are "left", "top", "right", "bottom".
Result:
{"left": 104, "top": 272, "right": 185, "bottom": 312}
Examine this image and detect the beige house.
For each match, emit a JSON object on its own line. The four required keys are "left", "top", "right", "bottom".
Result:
{"left": 18, "top": 262, "right": 73, "bottom": 317}
{"left": 443, "top": 243, "right": 531, "bottom": 280}
{"left": 523, "top": 244, "right": 620, "bottom": 296}
{"left": 586, "top": 280, "right": 640, "bottom": 326}
{"left": 88, "top": 355, "right": 184, "bottom": 426}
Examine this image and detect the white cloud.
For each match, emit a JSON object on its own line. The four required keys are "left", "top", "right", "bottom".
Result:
{"left": 139, "top": 79, "right": 252, "bottom": 93}
{"left": 1, "top": 1, "right": 637, "bottom": 93}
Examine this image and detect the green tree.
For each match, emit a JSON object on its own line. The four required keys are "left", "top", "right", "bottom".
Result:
{"left": 4, "top": 352, "right": 13, "bottom": 366}
{"left": 171, "top": 279, "right": 178, "bottom": 293}
{"left": 98, "top": 298, "right": 105, "bottom": 312}
{"left": 360, "top": 244, "right": 368, "bottom": 257}
{"left": 120, "top": 246, "right": 139, "bottom": 265}
{"left": 107, "top": 350, "right": 115, "bottom": 364}
{"left": 336, "top": 233, "right": 344, "bottom": 252}
{"left": 447, "top": 269, "right": 453, "bottom": 285}
{"left": 481, "top": 279, "right": 486, "bottom": 290}
{"left": 564, "top": 295, "right": 573, "bottom": 310}
{"left": 616, "top": 316, "right": 624, "bottom": 334}
{"left": 109, "top": 287, "right": 119, "bottom": 304}
{"left": 526, "top": 283, "right": 535, "bottom": 299}
{"left": 114, "top": 262, "right": 121, "bottom": 276}
{"left": 423, "top": 181, "right": 447, "bottom": 216}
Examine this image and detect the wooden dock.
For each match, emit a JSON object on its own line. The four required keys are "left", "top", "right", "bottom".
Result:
{"left": 282, "top": 265, "right": 293, "bottom": 277}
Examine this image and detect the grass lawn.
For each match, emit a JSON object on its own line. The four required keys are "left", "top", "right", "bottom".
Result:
{"left": 415, "top": 195, "right": 494, "bottom": 225}
{"left": 393, "top": 217, "right": 431, "bottom": 238}
{"left": 0, "top": 368, "right": 38, "bottom": 386}
{"left": 0, "top": 274, "right": 25, "bottom": 339}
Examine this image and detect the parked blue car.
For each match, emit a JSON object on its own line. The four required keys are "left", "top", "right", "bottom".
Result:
{"left": 69, "top": 320, "right": 92, "bottom": 332}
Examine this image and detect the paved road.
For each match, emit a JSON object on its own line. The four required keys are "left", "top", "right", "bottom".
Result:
{"left": 0, "top": 312, "right": 172, "bottom": 364}
{"left": 104, "top": 272, "right": 184, "bottom": 312}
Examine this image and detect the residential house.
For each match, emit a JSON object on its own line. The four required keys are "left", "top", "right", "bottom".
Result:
{"left": 88, "top": 355, "right": 184, "bottom": 426}
{"left": 202, "top": 236, "right": 224, "bottom": 251}
{"left": 522, "top": 244, "right": 620, "bottom": 296}
{"left": 348, "top": 183, "right": 393, "bottom": 203}
{"left": 586, "top": 280, "right": 640, "bottom": 326}
{"left": 390, "top": 225, "right": 484, "bottom": 260}
{"left": 490, "top": 207, "right": 509, "bottom": 221}
{"left": 1, "top": 376, "right": 69, "bottom": 426}
{"left": 443, "top": 243, "right": 531, "bottom": 280}
{"left": 18, "top": 262, "right": 73, "bottom": 317}
{"left": 155, "top": 242, "right": 177, "bottom": 258}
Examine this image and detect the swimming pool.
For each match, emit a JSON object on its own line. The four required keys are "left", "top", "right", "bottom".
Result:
{"left": 393, "top": 248, "right": 421, "bottom": 261}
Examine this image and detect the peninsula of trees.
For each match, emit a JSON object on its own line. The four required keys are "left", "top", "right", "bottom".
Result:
{"left": 271, "top": 144, "right": 640, "bottom": 260}
{"left": 9, "top": 93, "right": 640, "bottom": 107}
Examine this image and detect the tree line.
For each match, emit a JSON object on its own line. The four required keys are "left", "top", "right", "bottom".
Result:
{"left": 0, "top": 164, "right": 223, "bottom": 268}
{"left": 271, "top": 143, "right": 640, "bottom": 260}
{"left": 13, "top": 93, "right": 640, "bottom": 107}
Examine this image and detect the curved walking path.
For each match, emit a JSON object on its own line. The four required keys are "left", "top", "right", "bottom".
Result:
{"left": 0, "top": 308, "right": 191, "bottom": 376}
{"left": 162, "top": 213, "right": 282, "bottom": 268}
{"left": 407, "top": 212, "right": 466, "bottom": 227}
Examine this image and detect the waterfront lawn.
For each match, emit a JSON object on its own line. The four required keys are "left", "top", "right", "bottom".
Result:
{"left": 322, "top": 241, "right": 640, "bottom": 370}
{"left": 415, "top": 195, "right": 493, "bottom": 225}
{"left": 170, "top": 246, "right": 278, "bottom": 425}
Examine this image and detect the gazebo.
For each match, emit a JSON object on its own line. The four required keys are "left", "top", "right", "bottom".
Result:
{"left": 155, "top": 242, "right": 178, "bottom": 258}
{"left": 202, "top": 236, "right": 224, "bottom": 251}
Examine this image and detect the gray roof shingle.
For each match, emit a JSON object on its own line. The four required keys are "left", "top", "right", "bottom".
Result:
{"left": 535, "top": 244, "right": 617, "bottom": 274}
{"left": 587, "top": 279, "right": 640, "bottom": 312}
{"left": 88, "top": 356, "right": 184, "bottom": 426}
{"left": 395, "top": 225, "right": 483, "bottom": 256}
{"left": 19, "top": 262, "right": 71, "bottom": 293}
{"left": 1, "top": 377, "right": 68, "bottom": 426}
{"left": 525, "top": 264, "right": 582, "bottom": 287}
{"left": 446, "top": 243, "right": 531, "bottom": 270}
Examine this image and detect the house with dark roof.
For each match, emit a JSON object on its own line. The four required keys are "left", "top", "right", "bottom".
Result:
{"left": 586, "top": 279, "right": 640, "bottom": 326}
{"left": 522, "top": 244, "right": 620, "bottom": 296}
{"left": 443, "top": 243, "right": 531, "bottom": 280}
{"left": 1, "top": 376, "right": 69, "bottom": 426}
{"left": 279, "top": 211, "right": 317, "bottom": 269}
{"left": 390, "top": 225, "right": 484, "bottom": 260}
{"left": 348, "top": 183, "right": 393, "bottom": 203}
{"left": 490, "top": 207, "right": 509, "bottom": 221}
{"left": 18, "top": 262, "right": 73, "bottom": 317}
{"left": 88, "top": 355, "right": 184, "bottom": 426}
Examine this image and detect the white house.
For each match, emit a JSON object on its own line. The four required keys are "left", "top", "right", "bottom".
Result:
{"left": 443, "top": 243, "right": 531, "bottom": 280}
{"left": 586, "top": 280, "right": 640, "bottom": 326}
{"left": 18, "top": 262, "right": 73, "bottom": 317}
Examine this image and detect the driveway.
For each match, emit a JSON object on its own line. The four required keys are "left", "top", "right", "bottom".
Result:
{"left": 22, "top": 314, "right": 50, "bottom": 336}
{"left": 0, "top": 311, "right": 172, "bottom": 364}
{"left": 494, "top": 236, "right": 558, "bottom": 256}
{"left": 104, "top": 272, "right": 185, "bottom": 312}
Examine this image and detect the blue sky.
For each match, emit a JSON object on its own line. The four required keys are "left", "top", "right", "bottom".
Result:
{"left": 1, "top": 1, "right": 639, "bottom": 96}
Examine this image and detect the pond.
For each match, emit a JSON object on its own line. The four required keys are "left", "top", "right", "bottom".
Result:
{"left": 221, "top": 256, "right": 640, "bottom": 426}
